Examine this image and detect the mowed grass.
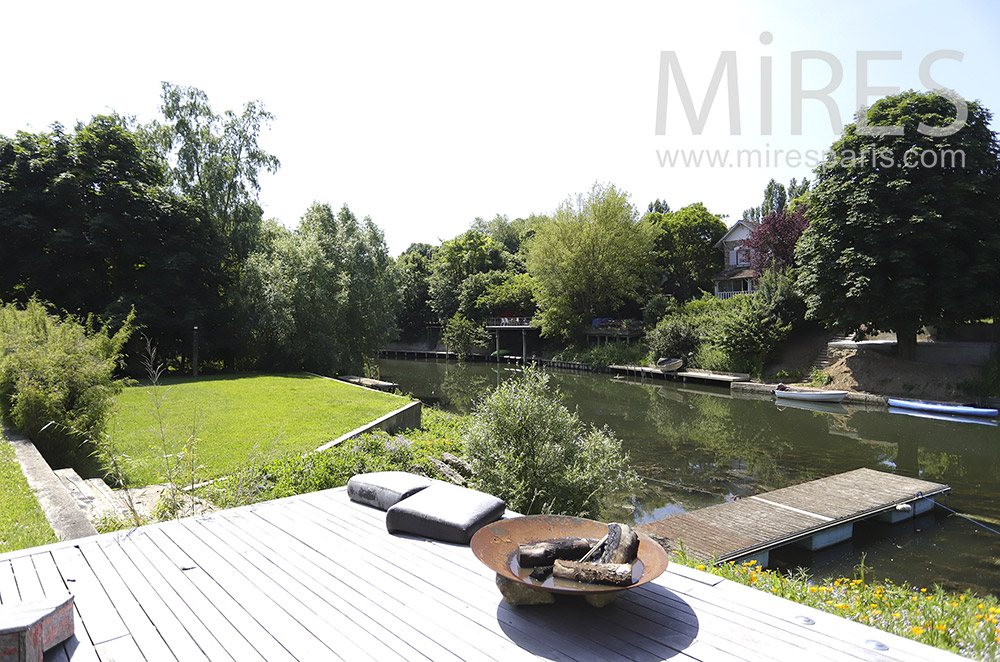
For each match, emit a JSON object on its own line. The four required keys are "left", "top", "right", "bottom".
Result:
{"left": 0, "top": 437, "right": 58, "bottom": 553}
{"left": 109, "top": 374, "right": 411, "bottom": 487}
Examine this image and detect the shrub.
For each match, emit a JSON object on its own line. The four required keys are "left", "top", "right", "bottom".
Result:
{"left": 212, "top": 431, "right": 416, "bottom": 508}
{"left": 646, "top": 315, "right": 699, "bottom": 365}
{"left": 463, "top": 368, "right": 639, "bottom": 518}
{"left": 0, "top": 300, "right": 133, "bottom": 466}
{"left": 552, "top": 343, "right": 648, "bottom": 369}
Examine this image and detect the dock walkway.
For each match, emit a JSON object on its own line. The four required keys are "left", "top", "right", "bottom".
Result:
{"left": 2, "top": 486, "right": 963, "bottom": 661}
{"left": 637, "top": 468, "right": 950, "bottom": 564}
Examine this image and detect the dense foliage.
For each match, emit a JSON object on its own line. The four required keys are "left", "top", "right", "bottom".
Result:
{"left": 645, "top": 269, "right": 798, "bottom": 375}
{"left": 744, "top": 206, "right": 809, "bottom": 276}
{"left": 463, "top": 368, "right": 639, "bottom": 517}
{"left": 647, "top": 202, "right": 727, "bottom": 300}
{"left": 525, "top": 183, "right": 656, "bottom": 340}
{"left": 0, "top": 85, "right": 398, "bottom": 376}
{"left": 0, "top": 299, "right": 133, "bottom": 466}
{"left": 797, "top": 90, "right": 1000, "bottom": 358}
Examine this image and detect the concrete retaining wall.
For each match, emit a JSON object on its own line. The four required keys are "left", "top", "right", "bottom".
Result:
{"left": 314, "top": 400, "right": 423, "bottom": 453}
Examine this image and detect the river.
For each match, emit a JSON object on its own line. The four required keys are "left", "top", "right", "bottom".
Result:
{"left": 379, "top": 357, "right": 1000, "bottom": 597}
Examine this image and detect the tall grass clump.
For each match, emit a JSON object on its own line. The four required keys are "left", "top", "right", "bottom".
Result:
{"left": 463, "top": 367, "right": 639, "bottom": 518}
{"left": 0, "top": 299, "right": 133, "bottom": 467}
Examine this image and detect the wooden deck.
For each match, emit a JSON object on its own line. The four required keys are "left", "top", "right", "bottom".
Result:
{"left": 637, "top": 468, "right": 950, "bottom": 564}
{"left": 1, "top": 487, "right": 963, "bottom": 661}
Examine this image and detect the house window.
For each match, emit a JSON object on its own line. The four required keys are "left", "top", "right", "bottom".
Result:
{"left": 736, "top": 248, "right": 750, "bottom": 266}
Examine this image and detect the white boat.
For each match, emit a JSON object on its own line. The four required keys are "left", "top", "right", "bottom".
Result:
{"left": 772, "top": 388, "right": 848, "bottom": 403}
{"left": 887, "top": 398, "right": 998, "bottom": 418}
{"left": 656, "top": 357, "right": 683, "bottom": 372}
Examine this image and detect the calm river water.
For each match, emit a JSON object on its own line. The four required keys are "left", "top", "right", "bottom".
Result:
{"left": 379, "top": 358, "right": 1000, "bottom": 597}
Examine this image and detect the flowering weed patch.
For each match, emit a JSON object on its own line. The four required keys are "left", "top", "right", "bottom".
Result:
{"left": 675, "top": 551, "right": 1000, "bottom": 660}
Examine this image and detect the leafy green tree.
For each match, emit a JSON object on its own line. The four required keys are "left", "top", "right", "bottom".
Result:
{"left": 648, "top": 202, "right": 727, "bottom": 301}
{"left": 0, "top": 116, "right": 221, "bottom": 362}
{"left": 145, "top": 82, "right": 280, "bottom": 366}
{"left": 394, "top": 243, "right": 437, "bottom": 337}
{"left": 441, "top": 313, "right": 490, "bottom": 360}
{"left": 525, "top": 183, "right": 656, "bottom": 339}
{"left": 427, "top": 230, "right": 508, "bottom": 321}
{"left": 241, "top": 203, "right": 397, "bottom": 373}
{"left": 797, "top": 90, "right": 1000, "bottom": 358}
{"left": 647, "top": 198, "right": 671, "bottom": 214}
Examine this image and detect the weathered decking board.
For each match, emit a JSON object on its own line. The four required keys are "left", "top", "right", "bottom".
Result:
{"left": 0, "top": 486, "right": 964, "bottom": 662}
{"left": 637, "top": 468, "right": 950, "bottom": 563}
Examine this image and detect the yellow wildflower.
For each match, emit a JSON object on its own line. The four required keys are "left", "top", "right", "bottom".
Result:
{"left": 910, "top": 627, "right": 924, "bottom": 636}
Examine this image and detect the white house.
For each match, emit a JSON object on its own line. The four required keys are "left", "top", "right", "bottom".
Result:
{"left": 712, "top": 220, "right": 757, "bottom": 299}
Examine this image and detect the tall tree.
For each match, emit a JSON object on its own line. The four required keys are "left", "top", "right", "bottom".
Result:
{"left": 241, "top": 203, "right": 397, "bottom": 373}
{"left": 797, "top": 90, "right": 1000, "bottom": 359}
{"left": 525, "top": 183, "right": 656, "bottom": 339}
{"left": 744, "top": 207, "right": 809, "bottom": 276}
{"left": 145, "top": 82, "right": 280, "bottom": 365}
{"left": 0, "top": 115, "right": 221, "bottom": 360}
{"left": 427, "top": 230, "right": 508, "bottom": 321}
{"left": 648, "top": 202, "right": 727, "bottom": 300}
{"left": 394, "top": 243, "right": 437, "bottom": 336}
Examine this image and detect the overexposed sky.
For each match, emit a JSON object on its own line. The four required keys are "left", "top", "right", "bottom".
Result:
{"left": 2, "top": 1, "right": 998, "bottom": 254}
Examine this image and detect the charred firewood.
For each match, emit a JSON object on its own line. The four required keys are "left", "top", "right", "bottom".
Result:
{"left": 528, "top": 565, "right": 553, "bottom": 581}
{"left": 517, "top": 538, "right": 596, "bottom": 567}
{"left": 552, "top": 559, "right": 634, "bottom": 586}
{"left": 598, "top": 523, "right": 639, "bottom": 565}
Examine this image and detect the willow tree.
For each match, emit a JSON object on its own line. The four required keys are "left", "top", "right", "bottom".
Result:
{"left": 797, "top": 90, "right": 1000, "bottom": 359}
{"left": 525, "top": 183, "right": 656, "bottom": 340}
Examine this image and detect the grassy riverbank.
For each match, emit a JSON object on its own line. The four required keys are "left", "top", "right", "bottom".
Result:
{"left": 673, "top": 551, "right": 1000, "bottom": 660}
{"left": 0, "top": 436, "right": 57, "bottom": 553}
{"left": 108, "top": 373, "right": 410, "bottom": 487}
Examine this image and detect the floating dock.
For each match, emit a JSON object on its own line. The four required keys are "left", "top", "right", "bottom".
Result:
{"left": 636, "top": 468, "right": 950, "bottom": 566}
{"left": 336, "top": 375, "right": 400, "bottom": 392}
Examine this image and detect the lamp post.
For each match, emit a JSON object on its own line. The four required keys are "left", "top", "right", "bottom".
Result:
{"left": 192, "top": 326, "right": 199, "bottom": 378}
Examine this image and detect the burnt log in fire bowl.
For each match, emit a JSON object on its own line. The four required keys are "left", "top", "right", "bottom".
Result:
{"left": 470, "top": 515, "right": 670, "bottom": 607}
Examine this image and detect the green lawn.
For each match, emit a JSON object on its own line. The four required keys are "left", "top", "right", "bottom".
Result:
{"left": 0, "top": 436, "right": 58, "bottom": 553}
{"left": 109, "top": 373, "right": 411, "bottom": 487}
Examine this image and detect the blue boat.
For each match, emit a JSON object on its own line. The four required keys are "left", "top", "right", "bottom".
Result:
{"left": 887, "top": 398, "right": 998, "bottom": 418}
{"left": 888, "top": 407, "right": 998, "bottom": 427}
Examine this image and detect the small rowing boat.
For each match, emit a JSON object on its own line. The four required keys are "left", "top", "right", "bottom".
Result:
{"left": 887, "top": 398, "right": 998, "bottom": 418}
{"left": 656, "top": 357, "right": 683, "bottom": 372}
{"left": 771, "top": 384, "right": 848, "bottom": 403}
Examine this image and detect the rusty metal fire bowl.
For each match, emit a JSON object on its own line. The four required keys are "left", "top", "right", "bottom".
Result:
{"left": 470, "top": 515, "right": 670, "bottom": 596}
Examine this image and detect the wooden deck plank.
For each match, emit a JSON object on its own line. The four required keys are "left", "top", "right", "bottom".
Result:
{"left": 245, "top": 503, "right": 538, "bottom": 662}
{"left": 49, "top": 545, "right": 145, "bottom": 661}
{"left": 76, "top": 541, "right": 179, "bottom": 661}
{"left": 150, "top": 521, "right": 319, "bottom": 661}
{"left": 306, "top": 495, "right": 852, "bottom": 662}
{"left": 0, "top": 559, "right": 18, "bottom": 604}
{"left": 296, "top": 492, "right": 751, "bottom": 662}
{"left": 291, "top": 501, "right": 657, "bottom": 662}
{"left": 123, "top": 530, "right": 266, "bottom": 662}
{"left": 4, "top": 484, "right": 967, "bottom": 662}
{"left": 10, "top": 555, "right": 45, "bottom": 602}
{"left": 97, "top": 539, "right": 212, "bottom": 662}
{"left": 290, "top": 493, "right": 660, "bottom": 662}
{"left": 637, "top": 468, "right": 950, "bottom": 562}
{"left": 181, "top": 515, "right": 373, "bottom": 661}
{"left": 209, "top": 509, "right": 426, "bottom": 662}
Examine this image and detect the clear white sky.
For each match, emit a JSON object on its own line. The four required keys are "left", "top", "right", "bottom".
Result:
{"left": 2, "top": 1, "right": 998, "bottom": 255}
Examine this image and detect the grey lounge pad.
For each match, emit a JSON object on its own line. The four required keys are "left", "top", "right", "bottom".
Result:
{"left": 347, "top": 471, "right": 435, "bottom": 511}
{"left": 385, "top": 482, "right": 506, "bottom": 545}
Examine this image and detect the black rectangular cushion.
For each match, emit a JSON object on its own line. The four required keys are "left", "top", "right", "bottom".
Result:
{"left": 385, "top": 482, "right": 506, "bottom": 545}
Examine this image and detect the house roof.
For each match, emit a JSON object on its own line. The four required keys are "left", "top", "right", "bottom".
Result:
{"left": 713, "top": 266, "right": 756, "bottom": 281}
{"left": 713, "top": 219, "right": 757, "bottom": 248}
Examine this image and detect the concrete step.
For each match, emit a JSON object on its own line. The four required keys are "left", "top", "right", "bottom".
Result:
{"left": 54, "top": 468, "right": 135, "bottom": 523}
{"left": 53, "top": 468, "right": 98, "bottom": 512}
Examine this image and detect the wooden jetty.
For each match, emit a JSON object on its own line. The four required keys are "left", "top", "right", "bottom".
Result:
{"left": 637, "top": 468, "right": 950, "bottom": 565}
{"left": 336, "top": 375, "right": 400, "bottom": 392}
{"left": 1, "top": 486, "right": 963, "bottom": 661}
{"left": 608, "top": 364, "right": 750, "bottom": 386}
